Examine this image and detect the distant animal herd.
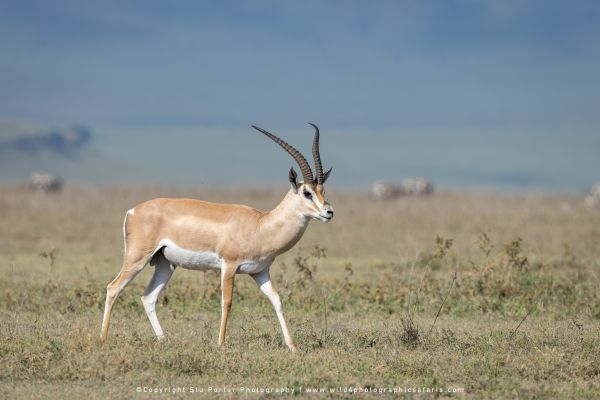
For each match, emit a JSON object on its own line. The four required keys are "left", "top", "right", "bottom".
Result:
{"left": 25, "top": 170, "right": 600, "bottom": 208}
{"left": 29, "top": 171, "right": 63, "bottom": 193}
{"left": 371, "top": 177, "right": 434, "bottom": 200}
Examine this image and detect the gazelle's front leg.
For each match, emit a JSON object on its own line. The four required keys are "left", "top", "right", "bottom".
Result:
{"left": 218, "top": 262, "right": 236, "bottom": 347}
{"left": 252, "top": 268, "right": 296, "bottom": 352}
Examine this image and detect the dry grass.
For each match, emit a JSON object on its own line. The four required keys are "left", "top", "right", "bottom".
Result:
{"left": 1, "top": 185, "right": 599, "bottom": 398}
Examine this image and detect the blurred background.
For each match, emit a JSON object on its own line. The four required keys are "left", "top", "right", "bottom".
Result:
{"left": 1, "top": 0, "right": 599, "bottom": 192}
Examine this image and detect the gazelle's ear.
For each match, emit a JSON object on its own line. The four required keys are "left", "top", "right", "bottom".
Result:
{"left": 322, "top": 167, "right": 333, "bottom": 183}
{"left": 289, "top": 167, "right": 299, "bottom": 193}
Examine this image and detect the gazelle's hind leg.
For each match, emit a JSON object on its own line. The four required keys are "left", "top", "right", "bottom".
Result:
{"left": 100, "top": 258, "right": 147, "bottom": 340}
{"left": 141, "top": 253, "right": 174, "bottom": 339}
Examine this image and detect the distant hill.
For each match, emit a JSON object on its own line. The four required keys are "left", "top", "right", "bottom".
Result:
{"left": 1, "top": 120, "right": 598, "bottom": 191}
{"left": 0, "top": 120, "right": 137, "bottom": 183}
{"left": 0, "top": 124, "right": 92, "bottom": 158}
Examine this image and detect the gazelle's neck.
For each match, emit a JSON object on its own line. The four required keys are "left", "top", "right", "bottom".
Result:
{"left": 259, "top": 189, "right": 310, "bottom": 256}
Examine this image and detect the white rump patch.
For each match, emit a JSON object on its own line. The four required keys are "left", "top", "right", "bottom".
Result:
{"left": 122, "top": 210, "right": 133, "bottom": 254}
{"left": 127, "top": 208, "right": 135, "bottom": 215}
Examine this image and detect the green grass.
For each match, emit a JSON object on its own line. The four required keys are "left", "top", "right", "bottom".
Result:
{"left": 1, "top": 185, "right": 599, "bottom": 398}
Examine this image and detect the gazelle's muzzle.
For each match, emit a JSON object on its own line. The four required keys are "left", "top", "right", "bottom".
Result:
{"left": 319, "top": 204, "right": 334, "bottom": 222}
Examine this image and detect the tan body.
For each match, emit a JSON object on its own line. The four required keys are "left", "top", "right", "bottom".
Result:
{"left": 128, "top": 193, "right": 310, "bottom": 266}
{"left": 100, "top": 123, "right": 334, "bottom": 351}
{"left": 101, "top": 185, "right": 332, "bottom": 350}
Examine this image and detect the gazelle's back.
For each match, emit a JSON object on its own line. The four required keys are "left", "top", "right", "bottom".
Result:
{"left": 126, "top": 198, "right": 263, "bottom": 256}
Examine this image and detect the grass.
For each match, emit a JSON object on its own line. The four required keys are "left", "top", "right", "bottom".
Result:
{"left": 1, "top": 185, "right": 599, "bottom": 398}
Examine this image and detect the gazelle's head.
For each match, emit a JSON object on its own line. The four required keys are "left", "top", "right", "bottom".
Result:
{"left": 253, "top": 123, "right": 334, "bottom": 223}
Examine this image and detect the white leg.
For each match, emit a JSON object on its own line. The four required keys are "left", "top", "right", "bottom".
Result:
{"left": 252, "top": 269, "right": 296, "bottom": 351}
{"left": 141, "top": 256, "right": 174, "bottom": 339}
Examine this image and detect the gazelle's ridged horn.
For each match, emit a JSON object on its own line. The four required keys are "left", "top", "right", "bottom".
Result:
{"left": 252, "top": 125, "right": 314, "bottom": 183}
{"left": 309, "top": 123, "right": 323, "bottom": 184}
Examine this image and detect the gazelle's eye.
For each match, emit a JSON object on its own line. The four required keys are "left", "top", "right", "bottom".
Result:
{"left": 303, "top": 191, "right": 312, "bottom": 199}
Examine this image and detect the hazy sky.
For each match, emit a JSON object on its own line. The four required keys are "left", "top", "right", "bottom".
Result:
{"left": 1, "top": 1, "right": 599, "bottom": 190}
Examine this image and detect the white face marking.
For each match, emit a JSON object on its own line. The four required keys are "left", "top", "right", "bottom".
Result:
{"left": 300, "top": 187, "right": 322, "bottom": 213}
{"left": 127, "top": 208, "right": 135, "bottom": 215}
{"left": 301, "top": 186, "right": 317, "bottom": 202}
{"left": 299, "top": 185, "right": 334, "bottom": 222}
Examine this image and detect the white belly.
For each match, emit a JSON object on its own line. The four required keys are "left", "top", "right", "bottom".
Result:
{"left": 159, "top": 239, "right": 222, "bottom": 270}
{"left": 155, "top": 239, "right": 271, "bottom": 274}
{"left": 237, "top": 259, "right": 271, "bottom": 274}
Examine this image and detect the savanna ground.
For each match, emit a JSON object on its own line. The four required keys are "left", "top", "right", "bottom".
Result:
{"left": 0, "top": 185, "right": 599, "bottom": 399}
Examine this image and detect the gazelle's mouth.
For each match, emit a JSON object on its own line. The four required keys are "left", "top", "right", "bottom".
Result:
{"left": 319, "top": 214, "right": 333, "bottom": 222}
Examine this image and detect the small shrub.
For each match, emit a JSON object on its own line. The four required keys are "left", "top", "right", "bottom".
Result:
{"left": 476, "top": 231, "right": 494, "bottom": 258}
{"left": 504, "top": 238, "right": 528, "bottom": 270}
{"left": 400, "top": 314, "right": 421, "bottom": 348}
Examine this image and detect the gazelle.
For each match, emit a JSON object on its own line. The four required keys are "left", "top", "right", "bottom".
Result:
{"left": 100, "top": 124, "right": 334, "bottom": 351}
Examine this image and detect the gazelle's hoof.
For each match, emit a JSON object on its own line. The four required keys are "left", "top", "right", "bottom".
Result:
{"left": 157, "top": 334, "right": 166, "bottom": 341}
